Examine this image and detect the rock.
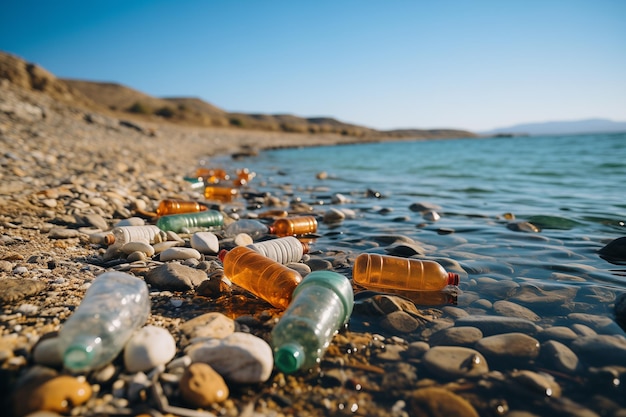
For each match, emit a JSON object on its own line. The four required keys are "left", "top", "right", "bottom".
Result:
{"left": 616, "top": 293, "right": 626, "bottom": 330}
{"left": 32, "top": 337, "right": 62, "bottom": 367}
{"left": 179, "top": 312, "right": 235, "bottom": 341}
{"left": 455, "top": 315, "right": 541, "bottom": 336}
{"left": 0, "top": 278, "right": 47, "bottom": 304}
{"left": 120, "top": 241, "right": 155, "bottom": 257}
{"left": 191, "top": 232, "right": 220, "bottom": 254}
{"left": 537, "top": 326, "right": 578, "bottom": 343}
{"left": 12, "top": 374, "right": 92, "bottom": 416}
{"left": 422, "top": 210, "right": 441, "bottom": 221}
{"left": 475, "top": 333, "right": 540, "bottom": 361}
{"left": 323, "top": 208, "right": 345, "bottom": 224}
{"left": 422, "top": 346, "right": 489, "bottom": 379}
{"left": 48, "top": 228, "right": 80, "bottom": 239}
{"left": 567, "top": 313, "right": 624, "bottom": 335}
{"left": 380, "top": 311, "right": 421, "bottom": 333}
{"left": 598, "top": 237, "right": 626, "bottom": 264}
{"left": 384, "top": 242, "right": 424, "bottom": 256}
{"left": 145, "top": 263, "right": 207, "bottom": 291}
{"left": 233, "top": 233, "right": 253, "bottom": 246}
{"left": 179, "top": 362, "right": 229, "bottom": 407}
{"left": 409, "top": 202, "right": 442, "bottom": 213}
{"left": 570, "top": 335, "right": 626, "bottom": 366}
{"left": 429, "top": 326, "right": 483, "bottom": 347}
{"left": 189, "top": 332, "right": 273, "bottom": 384}
{"left": 540, "top": 340, "right": 580, "bottom": 373}
{"left": 507, "top": 221, "right": 541, "bottom": 233}
{"left": 510, "top": 370, "right": 562, "bottom": 398}
{"left": 124, "top": 326, "right": 176, "bottom": 373}
{"left": 493, "top": 300, "right": 540, "bottom": 322}
{"left": 410, "top": 387, "right": 480, "bottom": 417}
{"left": 159, "top": 247, "right": 202, "bottom": 262}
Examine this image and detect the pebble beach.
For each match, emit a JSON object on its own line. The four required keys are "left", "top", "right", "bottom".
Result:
{"left": 2, "top": 76, "right": 626, "bottom": 417}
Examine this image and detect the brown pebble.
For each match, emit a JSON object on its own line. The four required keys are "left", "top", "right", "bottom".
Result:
{"left": 410, "top": 387, "right": 479, "bottom": 417}
{"left": 13, "top": 375, "right": 92, "bottom": 416}
{"left": 179, "top": 362, "right": 229, "bottom": 407}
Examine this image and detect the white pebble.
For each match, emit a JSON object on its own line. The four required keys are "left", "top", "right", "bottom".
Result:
{"left": 423, "top": 210, "right": 441, "bottom": 221}
{"left": 120, "top": 241, "right": 155, "bottom": 257}
{"left": 234, "top": 233, "right": 253, "bottom": 246}
{"left": 159, "top": 247, "right": 202, "bottom": 262}
{"left": 191, "top": 232, "right": 220, "bottom": 254}
{"left": 17, "top": 303, "right": 38, "bottom": 315}
{"left": 124, "top": 325, "right": 177, "bottom": 373}
{"left": 114, "top": 217, "right": 145, "bottom": 227}
{"left": 33, "top": 337, "right": 63, "bottom": 367}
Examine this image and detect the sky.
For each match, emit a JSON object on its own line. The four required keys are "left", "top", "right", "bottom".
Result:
{"left": 1, "top": 1, "right": 625, "bottom": 132}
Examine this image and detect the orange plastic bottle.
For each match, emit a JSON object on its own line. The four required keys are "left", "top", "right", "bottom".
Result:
{"left": 204, "top": 186, "right": 238, "bottom": 202}
{"left": 195, "top": 167, "right": 230, "bottom": 184}
{"left": 156, "top": 199, "right": 207, "bottom": 216}
{"left": 270, "top": 215, "right": 318, "bottom": 237}
{"left": 233, "top": 168, "right": 256, "bottom": 186}
{"left": 218, "top": 246, "right": 302, "bottom": 309}
{"left": 352, "top": 254, "right": 459, "bottom": 291}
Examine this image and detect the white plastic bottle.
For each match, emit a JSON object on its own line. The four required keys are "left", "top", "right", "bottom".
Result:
{"left": 111, "top": 225, "right": 164, "bottom": 245}
{"left": 247, "top": 236, "right": 308, "bottom": 264}
{"left": 57, "top": 271, "right": 151, "bottom": 372}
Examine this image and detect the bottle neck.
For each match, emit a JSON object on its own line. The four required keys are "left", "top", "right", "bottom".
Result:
{"left": 447, "top": 272, "right": 460, "bottom": 286}
{"left": 274, "top": 342, "right": 305, "bottom": 374}
{"left": 63, "top": 338, "right": 99, "bottom": 372}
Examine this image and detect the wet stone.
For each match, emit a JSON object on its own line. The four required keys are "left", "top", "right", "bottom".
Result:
{"left": 380, "top": 311, "right": 421, "bottom": 333}
{"left": 475, "top": 333, "right": 540, "bottom": 361}
{"left": 429, "top": 326, "right": 483, "bottom": 347}
{"left": 616, "top": 293, "right": 626, "bottom": 330}
{"left": 537, "top": 326, "right": 579, "bottom": 343}
{"left": 510, "top": 369, "right": 562, "bottom": 398}
{"left": 179, "top": 362, "right": 229, "bottom": 407}
{"left": 540, "top": 340, "right": 580, "bottom": 373}
{"left": 493, "top": 300, "right": 540, "bottom": 322}
{"left": 567, "top": 313, "right": 624, "bottom": 335}
{"left": 145, "top": 263, "right": 207, "bottom": 291}
{"left": 570, "top": 335, "right": 626, "bottom": 366}
{"left": 384, "top": 242, "right": 424, "bottom": 257}
{"left": 422, "top": 346, "right": 489, "bottom": 379}
{"left": 410, "top": 387, "right": 479, "bottom": 417}
{"left": 455, "top": 315, "right": 541, "bottom": 336}
{"left": 598, "top": 236, "right": 626, "bottom": 264}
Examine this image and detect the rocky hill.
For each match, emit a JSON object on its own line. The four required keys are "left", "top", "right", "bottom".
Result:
{"left": 0, "top": 51, "right": 476, "bottom": 139}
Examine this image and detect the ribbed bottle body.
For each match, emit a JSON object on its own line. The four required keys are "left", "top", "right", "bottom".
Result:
{"left": 247, "top": 236, "right": 305, "bottom": 264}
{"left": 271, "top": 216, "right": 318, "bottom": 236}
{"left": 352, "top": 254, "right": 459, "bottom": 291}
{"left": 156, "top": 199, "right": 206, "bottom": 216}
{"left": 111, "top": 225, "right": 163, "bottom": 245}
{"left": 220, "top": 246, "right": 302, "bottom": 309}
{"left": 156, "top": 210, "right": 224, "bottom": 232}
{"left": 56, "top": 272, "right": 150, "bottom": 372}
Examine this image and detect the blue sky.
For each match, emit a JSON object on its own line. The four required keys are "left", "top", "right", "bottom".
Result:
{"left": 1, "top": 0, "right": 624, "bottom": 132}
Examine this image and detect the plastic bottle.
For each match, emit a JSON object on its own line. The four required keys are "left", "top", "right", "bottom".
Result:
{"left": 56, "top": 271, "right": 150, "bottom": 372}
{"left": 195, "top": 167, "right": 230, "bottom": 184}
{"left": 233, "top": 168, "right": 256, "bottom": 186}
{"left": 270, "top": 215, "right": 318, "bottom": 237}
{"left": 218, "top": 246, "right": 302, "bottom": 309}
{"left": 247, "top": 236, "right": 309, "bottom": 264}
{"left": 156, "top": 199, "right": 207, "bottom": 216}
{"left": 111, "top": 225, "right": 164, "bottom": 246}
{"left": 204, "top": 185, "right": 238, "bottom": 202}
{"left": 156, "top": 210, "right": 224, "bottom": 233}
{"left": 271, "top": 270, "right": 354, "bottom": 373}
{"left": 223, "top": 219, "right": 270, "bottom": 240}
{"left": 352, "top": 254, "right": 460, "bottom": 291}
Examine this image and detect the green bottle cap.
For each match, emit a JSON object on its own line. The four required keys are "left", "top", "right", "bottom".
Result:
{"left": 64, "top": 343, "right": 95, "bottom": 372}
{"left": 292, "top": 271, "right": 354, "bottom": 323}
{"left": 274, "top": 342, "right": 305, "bottom": 373}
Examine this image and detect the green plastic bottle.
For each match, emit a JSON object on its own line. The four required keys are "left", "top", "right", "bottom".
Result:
{"left": 156, "top": 210, "right": 224, "bottom": 233}
{"left": 271, "top": 271, "right": 354, "bottom": 373}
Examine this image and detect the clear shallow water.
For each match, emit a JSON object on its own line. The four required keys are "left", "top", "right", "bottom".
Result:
{"left": 217, "top": 133, "right": 626, "bottom": 310}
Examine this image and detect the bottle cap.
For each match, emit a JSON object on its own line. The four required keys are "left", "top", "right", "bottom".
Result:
{"left": 64, "top": 344, "right": 95, "bottom": 372}
{"left": 274, "top": 342, "right": 305, "bottom": 373}
{"left": 447, "top": 272, "right": 460, "bottom": 286}
{"left": 292, "top": 271, "right": 354, "bottom": 322}
{"left": 218, "top": 249, "right": 228, "bottom": 262}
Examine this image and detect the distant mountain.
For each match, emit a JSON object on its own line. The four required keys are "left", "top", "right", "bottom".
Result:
{"left": 483, "top": 118, "right": 626, "bottom": 136}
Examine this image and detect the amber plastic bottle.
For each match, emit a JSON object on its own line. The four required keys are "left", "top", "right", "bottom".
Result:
{"left": 352, "top": 254, "right": 459, "bottom": 291}
{"left": 247, "top": 236, "right": 309, "bottom": 264}
{"left": 218, "top": 246, "right": 302, "bottom": 309}
{"left": 233, "top": 168, "right": 256, "bottom": 187}
{"left": 204, "top": 186, "right": 238, "bottom": 202}
{"left": 156, "top": 210, "right": 224, "bottom": 233}
{"left": 270, "top": 215, "right": 318, "bottom": 237}
{"left": 195, "top": 167, "right": 230, "bottom": 184}
{"left": 156, "top": 199, "right": 207, "bottom": 216}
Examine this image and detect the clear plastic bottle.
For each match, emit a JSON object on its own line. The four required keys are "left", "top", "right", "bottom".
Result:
{"left": 156, "top": 210, "right": 224, "bottom": 233}
{"left": 352, "top": 253, "right": 460, "bottom": 291}
{"left": 218, "top": 246, "right": 302, "bottom": 309}
{"left": 156, "top": 199, "right": 207, "bottom": 216}
{"left": 247, "top": 236, "right": 309, "bottom": 264}
{"left": 223, "top": 219, "right": 270, "bottom": 240}
{"left": 204, "top": 185, "right": 238, "bottom": 202}
{"left": 270, "top": 215, "right": 318, "bottom": 237}
{"left": 111, "top": 225, "right": 164, "bottom": 246}
{"left": 56, "top": 271, "right": 150, "bottom": 372}
{"left": 271, "top": 270, "right": 354, "bottom": 373}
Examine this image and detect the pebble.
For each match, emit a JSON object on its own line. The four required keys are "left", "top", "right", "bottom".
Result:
{"left": 120, "top": 241, "right": 155, "bottom": 257}
{"left": 123, "top": 325, "right": 177, "bottom": 373}
{"left": 159, "top": 247, "right": 202, "bottom": 262}
{"left": 567, "top": 312, "right": 624, "bottom": 335}
{"left": 179, "top": 362, "right": 229, "bottom": 407}
{"left": 13, "top": 374, "right": 92, "bottom": 416}
{"left": 190, "top": 232, "right": 220, "bottom": 254}
{"left": 32, "top": 337, "right": 62, "bottom": 367}
{"left": 0, "top": 278, "right": 47, "bottom": 304}
{"left": 540, "top": 340, "right": 580, "bottom": 373}
{"left": 429, "top": 326, "right": 483, "bottom": 347}
{"left": 233, "top": 233, "right": 253, "bottom": 246}
{"left": 410, "top": 387, "right": 480, "bottom": 417}
{"left": 598, "top": 236, "right": 626, "bottom": 263}
{"left": 323, "top": 208, "right": 345, "bottom": 224}
{"left": 475, "top": 332, "right": 540, "bottom": 361}
{"left": 409, "top": 202, "right": 442, "bottom": 212}
{"left": 179, "top": 312, "right": 235, "bottom": 341}
{"left": 422, "top": 346, "right": 489, "bottom": 379}
{"left": 145, "top": 263, "right": 207, "bottom": 291}
{"left": 188, "top": 332, "right": 273, "bottom": 384}
{"left": 422, "top": 210, "right": 441, "bottom": 221}
{"left": 510, "top": 369, "right": 562, "bottom": 398}
{"left": 48, "top": 228, "right": 80, "bottom": 239}
{"left": 493, "top": 300, "right": 540, "bottom": 322}
{"left": 570, "top": 334, "right": 626, "bottom": 366}
{"left": 455, "top": 315, "right": 541, "bottom": 336}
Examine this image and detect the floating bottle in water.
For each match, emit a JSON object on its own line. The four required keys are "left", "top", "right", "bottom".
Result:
{"left": 270, "top": 215, "right": 318, "bottom": 237}
{"left": 247, "top": 236, "right": 309, "bottom": 264}
{"left": 156, "top": 199, "right": 207, "bottom": 216}
{"left": 156, "top": 210, "right": 224, "bottom": 233}
{"left": 218, "top": 246, "right": 302, "bottom": 309}
{"left": 204, "top": 185, "right": 238, "bottom": 202}
{"left": 56, "top": 271, "right": 150, "bottom": 372}
{"left": 352, "top": 253, "right": 460, "bottom": 291}
{"left": 271, "top": 270, "right": 354, "bottom": 373}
